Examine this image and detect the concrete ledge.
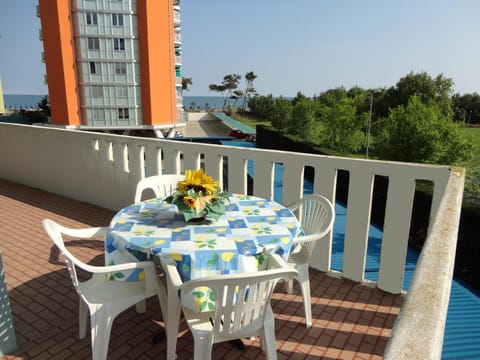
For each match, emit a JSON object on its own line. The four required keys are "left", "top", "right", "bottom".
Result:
{"left": 384, "top": 168, "right": 465, "bottom": 360}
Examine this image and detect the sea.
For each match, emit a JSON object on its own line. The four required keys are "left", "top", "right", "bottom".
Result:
{"left": 2, "top": 94, "right": 240, "bottom": 111}
{"left": 3, "top": 94, "right": 46, "bottom": 110}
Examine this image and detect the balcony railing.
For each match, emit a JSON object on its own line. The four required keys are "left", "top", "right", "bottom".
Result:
{"left": 174, "top": 10, "right": 181, "bottom": 23}
{"left": 174, "top": 32, "right": 182, "bottom": 43}
{"left": 0, "top": 123, "right": 464, "bottom": 360}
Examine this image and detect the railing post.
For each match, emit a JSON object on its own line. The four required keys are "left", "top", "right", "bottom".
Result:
{"left": 0, "top": 248, "right": 17, "bottom": 356}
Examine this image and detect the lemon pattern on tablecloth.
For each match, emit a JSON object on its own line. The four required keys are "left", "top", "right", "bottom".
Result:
{"left": 106, "top": 193, "right": 303, "bottom": 298}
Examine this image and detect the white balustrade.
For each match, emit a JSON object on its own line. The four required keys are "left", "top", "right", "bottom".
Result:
{"left": 0, "top": 123, "right": 463, "bottom": 359}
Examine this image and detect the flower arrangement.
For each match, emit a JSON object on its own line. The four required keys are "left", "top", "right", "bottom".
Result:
{"left": 166, "top": 169, "right": 229, "bottom": 222}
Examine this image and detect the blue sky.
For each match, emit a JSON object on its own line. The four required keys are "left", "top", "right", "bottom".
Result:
{"left": 1, "top": 0, "right": 479, "bottom": 96}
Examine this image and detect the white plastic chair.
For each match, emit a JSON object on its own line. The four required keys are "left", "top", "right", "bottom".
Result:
{"left": 285, "top": 194, "right": 335, "bottom": 328}
{"left": 160, "top": 254, "right": 297, "bottom": 360}
{"left": 134, "top": 174, "right": 185, "bottom": 203}
{"left": 43, "top": 219, "right": 167, "bottom": 360}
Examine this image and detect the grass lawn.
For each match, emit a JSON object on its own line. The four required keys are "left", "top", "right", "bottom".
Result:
{"left": 464, "top": 127, "right": 480, "bottom": 167}
{"left": 228, "top": 112, "right": 271, "bottom": 129}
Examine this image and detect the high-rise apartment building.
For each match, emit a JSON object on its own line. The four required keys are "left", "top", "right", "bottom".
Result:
{"left": 38, "top": 0, "right": 184, "bottom": 137}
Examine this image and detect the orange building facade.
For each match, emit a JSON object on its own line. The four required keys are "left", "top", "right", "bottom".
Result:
{"left": 38, "top": 0, "right": 184, "bottom": 135}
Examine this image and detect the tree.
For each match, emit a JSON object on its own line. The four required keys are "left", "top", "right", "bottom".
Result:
{"left": 320, "top": 97, "right": 367, "bottom": 153}
{"left": 314, "top": 87, "right": 348, "bottom": 107}
{"left": 248, "top": 94, "right": 275, "bottom": 118}
{"left": 38, "top": 95, "right": 50, "bottom": 116}
{"left": 209, "top": 74, "right": 242, "bottom": 110}
{"left": 242, "top": 71, "right": 257, "bottom": 110}
{"left": 181, "top": 77, "right": 192, "bottom": 97}
{"left": 373, "top": 96, "right": 473, "bottom": 165}
{"left": 386, "top": 71, "right": 455, "bottom": 118}
{"left": 452, "top": 92, "right": 480, "bottom": 124}
{"left": 291, "top": 91, "right": 307, "bottom": 106}
{"left": 269, "top": 96, "right": 293, "bottom": 132}
{"left": 289, "top": 99, "right": 317, "bottom": 138}
{"left": 230, "top": 90, "right": 244, "bottom": 108}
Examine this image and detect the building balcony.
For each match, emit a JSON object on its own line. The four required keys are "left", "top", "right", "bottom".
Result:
{"left": 0, "top": 123, "right": 464, "bottom": 359}
{"left": 174, "top": 31, "right": 182, "bottom": 44}
{"left": 173, "top": 9, "right": 181, "bottom": 25}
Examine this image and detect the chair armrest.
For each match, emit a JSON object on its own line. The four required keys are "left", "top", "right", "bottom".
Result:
{"left": 159, "top": 255, "right": 184, "bottom": 290}
{"left": 292, "top": 231, "right": 330, "bottom": 246}
{"left": 76, "top": 259, "right": 155, "bottom": 274}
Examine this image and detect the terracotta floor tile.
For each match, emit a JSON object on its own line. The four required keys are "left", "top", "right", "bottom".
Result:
{"left": 0, "top": 179, "right": 403, "bottom": 359}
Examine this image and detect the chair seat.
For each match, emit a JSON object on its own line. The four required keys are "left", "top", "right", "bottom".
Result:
{"left": 79, "top": 274, "right": 158, "bottom": 305}
{"left": 287, "top": 246, "right": 309, "bottom": 266}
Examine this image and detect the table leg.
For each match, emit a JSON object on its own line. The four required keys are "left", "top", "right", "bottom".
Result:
{"left": 166, "top": 281, "right": 181, "bottom": 360}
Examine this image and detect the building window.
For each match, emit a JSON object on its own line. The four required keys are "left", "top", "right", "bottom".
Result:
{"left": 93, "top": 108, "right": 104, "bottom": 120}
{"left": 91, "top": 86, "right": 103, "bottom": 98}
{"left": 86, "top": 12, "right": 98, "bottom": 25}
{"left": 118, "top": 108, "right": 129, "bottom": 119}
{"left": 87, "top": 37, "right": 100, "bottom": 50}
{"left": 113, "top": 38, "right": 125, "bottom": 51}
{"left": 89, "top": 61, "right": 101, "bottom": 74}
{"left": 114, "top": 62, "right": 127, "bottom": 75}
{"left": 112, "top": 14, "right": 124, "bottom": 26}
{"left": 116, "top": 86, "right": 128, "bottom": 97}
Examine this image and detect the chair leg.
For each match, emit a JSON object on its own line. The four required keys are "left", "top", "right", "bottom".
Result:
{"left": 192, "top": 331, "right": 213, "bottom": 360}
{"left": 285, "top": 279, "right": 294, "bottom": 294}
{"left": 166, "top": 289, "right": 182, "bottom": 360}
{"left": 262, "top": 306, "right": 278, "bottom": 360}
{"left": 79, "top": 298, "right": 89, "bottom": 339}
{"left": 90, "top": 306, "right": 114, "bottom": 360}
{"left": 296, "top": 265, "right": 312, "bottom": 328}
{"left": 156, "top": 280, "right": 168, "bottom": 324}
{"left": 135, "top": 299, "right": 146, "bottom": 314}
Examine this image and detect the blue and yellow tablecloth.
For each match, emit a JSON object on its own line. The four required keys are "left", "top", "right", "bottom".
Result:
{"left": 106, "top": 193, "right": 302, "bottom": 283}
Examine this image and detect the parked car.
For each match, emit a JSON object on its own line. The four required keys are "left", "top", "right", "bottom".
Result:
{"left": 228, "top": 129, "right": 253, "bottom": 140}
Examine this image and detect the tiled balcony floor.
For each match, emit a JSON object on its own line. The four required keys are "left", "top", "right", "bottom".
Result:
{"left": 0, "top": 179, "right": 403, "bottom": 360}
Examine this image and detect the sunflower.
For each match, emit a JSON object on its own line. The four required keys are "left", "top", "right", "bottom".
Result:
{"left": 177, "top": 169, "right": 219, "bottom": 195}
{"left": 183, "top": 196, "right": 196, "bottom": 209}
{"left": 166, "top": 169, "right": 228, "bottom": 222}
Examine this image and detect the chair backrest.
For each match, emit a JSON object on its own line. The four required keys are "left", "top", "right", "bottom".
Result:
{"left": 134, "top": 174, "right": 185, "bottom": 203}
{"left": 288, "top": 194, "right": 335, "bottom": 256}
{"left": 179, "top": 261, "right": 297, "bottom": 341}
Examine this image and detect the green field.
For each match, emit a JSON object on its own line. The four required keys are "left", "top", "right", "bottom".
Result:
{"left": 464, "top": 127, "right": 480, "bottom": 167}
{"left": 228, "top": 112, "right": 271, "bottom": 129}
